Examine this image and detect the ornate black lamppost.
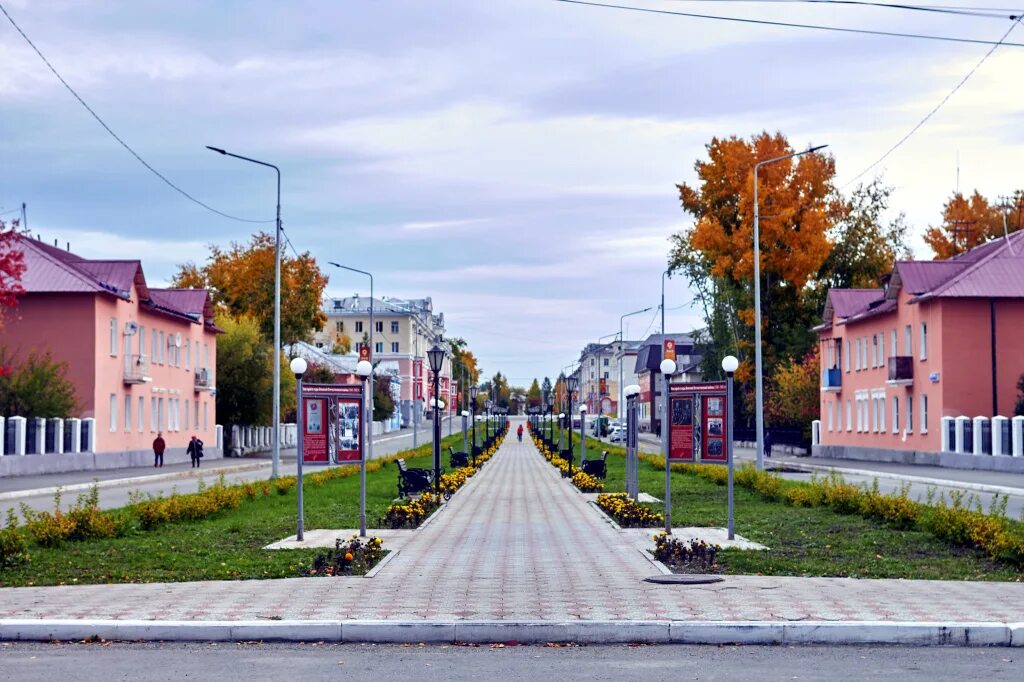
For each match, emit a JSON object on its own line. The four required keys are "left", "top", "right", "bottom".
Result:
{"left": 566, "top": 375, "right": 579, "bottom": 477}
{"left": 470, "top": 385, "right": 479, "bottom": 467}
{"left": 427, "top": 342, "right": 446, "bottom": 493}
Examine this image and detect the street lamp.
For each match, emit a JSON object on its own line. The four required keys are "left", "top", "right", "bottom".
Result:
{"left": 619, "top": 307, "right": 652, "bottom": 425}
{"left": 427, "top": 342, "right": 446, "bottom": 493}
{"left": 289, "top": 356, "right": 307, "bottom": 541}
{"left": 207, "top": 145, "right": 283, "bottom": 479}
{"left": 356, "top": 358, "right": 372, "bottom": 537}
{"left": 328, "top": 262, "right": 375, "bottom": 468}
{"left": 660, "top": 357, "right": 677, "bottom": 534}
{"left": 624, "top": 383, "right": 641, "bottom": 500}
{"left": 753, "top": 144, "right": 828, "bottom": 471}
{"left": 566, "top": 374, "right": 579, "bottom": 477}
{"left": 470, "top": 385, "right": 479, "bottom": 466}
{"left": 579, "top": 404, "right": 588, "bottom": 464}
{"left": 722, "top": 355, "right": 739, "bottom": 540}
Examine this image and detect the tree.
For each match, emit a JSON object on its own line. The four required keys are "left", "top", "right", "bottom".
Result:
{"left": 0, "top": 347, "right": 78, "bottom": 418}
{"left": 215, "top": 314, "right": 295, "bottom": 427}
{"left": 541, "top": 377, "right": 553, "bottom": 407}
{"left": 373, "top": 376, "right": 396, "bottom": 422}
{"left": 303, "top": 361, "right": 336, "bottom": 384}
{"left": 490, "top": 372, "right": 511, "bottom": 409}
{"left": 331, "top": 334, "right": 352, "bottom": 355}
{"left": 766, "top": 346, "right": 820, "bottom": 438}
{"left": 448, "top": 337, "right": 480, "bottom": 409}
{"left": 173, "top": 232, "right": 329, "bottom": 346}
{"left": 923, "top": 190, "right": 1022, "bottom": 259}
{"left": 0, "top": 219, "right": 26, "bottom": 334}
{"left": 527, "top": 378, "right": 542, "bottom": 408}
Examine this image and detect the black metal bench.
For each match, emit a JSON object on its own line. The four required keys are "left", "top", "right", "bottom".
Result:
{"left": 581, "top": 450, "right": 608, "bottom": 479}
{"left": 449, "top": 446, "right": 469, "bottom": 469}
{"left": 397, "top": 458, "right": 435, "bottom": 498}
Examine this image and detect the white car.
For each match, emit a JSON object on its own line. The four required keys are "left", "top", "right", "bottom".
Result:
{"left": 608, "top": 427, "right": 627, "bottom": 443}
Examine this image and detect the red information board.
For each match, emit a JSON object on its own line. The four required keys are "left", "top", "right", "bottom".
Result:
{"left": 301, "top": 383, "right": 365, "bottom": 464}
{"left": 302, "top": 397, "right": 329, "bottom": 463}
{"left": 667, "top": 382, "right": 728, "bottom": 464}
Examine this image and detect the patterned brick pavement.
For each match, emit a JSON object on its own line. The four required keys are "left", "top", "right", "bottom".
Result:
{"left": 2, "top": 422, "right": 1023, "bottom": 623}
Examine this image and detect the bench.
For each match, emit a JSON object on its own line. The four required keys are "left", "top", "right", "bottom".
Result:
{"left": 397, "top": 458, "right": 435, "bottom": 498}
{"left": 581, "top": 450, "right": 608, "bottom": 479}
{"left": 449, "top": 446, "right": 469, "bottom": 469}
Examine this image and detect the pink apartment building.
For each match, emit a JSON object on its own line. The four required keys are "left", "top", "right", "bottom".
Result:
{"left": 815, "top": 231, "right": 1024, "bottom": 466}
{"left": 1, "top": 237, "right": 219, "bottom": 472}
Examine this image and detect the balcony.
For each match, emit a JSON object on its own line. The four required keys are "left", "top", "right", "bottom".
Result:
{"left": 123, "top": 355, "right": 151, "bottom": 384}
{"left": 887, "top": 356, "right": 913, "bottom": 386}
{"left": 821, "top": 367, "right": 842, "bottom": 392}
{"left": 194, "top": 367, "right": 212, "bottom": 391}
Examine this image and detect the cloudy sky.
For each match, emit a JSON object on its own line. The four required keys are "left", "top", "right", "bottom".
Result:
{"left": 2, "top": 1, "right": 1021, "bottom": 385}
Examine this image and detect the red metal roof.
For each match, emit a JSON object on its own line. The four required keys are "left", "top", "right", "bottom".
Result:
{"left": 894, "top": 261, "right": 966, "bottom": 295}
{"left": 828, "top": 289, "right": 882, "bottom": 318}
{"left": 927, "top": 231, "right": 1024, "bottom": 299}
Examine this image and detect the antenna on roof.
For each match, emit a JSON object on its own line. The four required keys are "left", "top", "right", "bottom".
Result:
{"left": 998, "top": 197, "right": 1017, "bottom": 256}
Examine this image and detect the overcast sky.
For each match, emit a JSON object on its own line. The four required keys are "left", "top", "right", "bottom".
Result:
{"left": 2, "top": 1, "right": 1021, "bottom": 385}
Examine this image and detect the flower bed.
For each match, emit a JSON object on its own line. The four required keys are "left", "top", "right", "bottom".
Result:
{"left": 381, "top": 491, "right": 442, "bottom": 528}
{"left": 652, "top": 532, "right": 719, "bottom": 573}
{"left": 595, "top": 493, "right": 664, "bottom": 528}
{"left": 571, "top": 471, "right": 604, "bottom": 493}
{"left": 302, "top": 535, "right": 384, "bottom": 576}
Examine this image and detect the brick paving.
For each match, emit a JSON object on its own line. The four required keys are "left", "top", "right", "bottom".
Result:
{"left": 2, "top": 421, "right": 1023, "bottom": 623}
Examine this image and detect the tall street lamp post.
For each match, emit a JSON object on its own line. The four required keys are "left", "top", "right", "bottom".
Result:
{"left": 470, "top": 385, "right": 479, "bottom": 466}
{"left": 356, "top": 357, "right": 373, "bottom": 537}
{"left": 619, "top": 307, "right": 652, "bottom": 424}
{"left": 207, "top": 146, "right": 282, "bottom": 479}
{"left": 428, "top": 343, "right": 446, "bottom": 494}
{"left": 328, "top": 262, "right": 375, "bottom": 468}
{"left": 289, "top": 357, "right": 307, "bottom": 540}
{"left": 723, "top": 355, "right": 739, "bottom": 540}
{"left": 566, "top": 375, "right": 578, "bottom": 477}
{"left": 753, "top": 144, "right": 828, "bottom": 471}
{"left": 660, "top": 357, "right": 677, "bottom": 534}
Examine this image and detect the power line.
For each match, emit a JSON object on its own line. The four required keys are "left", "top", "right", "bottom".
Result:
{"left": 666, "top": 1, "right": 1019, "bottom": 20}
{"left": 843, "top": 14, "right": 1023, "bottom": 187}
{"left": 0, "top": 2, "right": 274, "bottom": 224}
{"left": 553, "top": 0, "right": 1024, "bottom": 47}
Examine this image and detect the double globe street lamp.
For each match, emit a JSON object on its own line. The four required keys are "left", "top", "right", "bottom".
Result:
{"left": 565, "top": 375, "right": 579, "bottom": 477}
{"left": 427, "top": 342, "right": 447, "bottom": 494}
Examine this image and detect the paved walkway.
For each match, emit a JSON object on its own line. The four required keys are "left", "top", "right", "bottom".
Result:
{"left": 2, "top": 420, "right": 1023, "bottom": 623}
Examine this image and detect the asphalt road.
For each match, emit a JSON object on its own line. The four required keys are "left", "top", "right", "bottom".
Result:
{"left": 1, "top": 642, "right": 1020, "bottom": 681}
{"left": 1, "top": 417, "right": 462, "bottom": 518}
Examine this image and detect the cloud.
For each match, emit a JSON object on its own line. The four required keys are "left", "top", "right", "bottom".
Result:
{"left": 400, "top": 218, "right": 490, "bottom": 232}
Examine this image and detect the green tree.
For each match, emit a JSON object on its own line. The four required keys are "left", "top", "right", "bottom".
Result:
{"left": 527, "top": 378, "right": 542, "bottom": 408}
{"left": 215, "top": 315, "right": 295, "bottom": 427}
{"left": 490, "top": 372, "right": 511, "bottom": 409}
{"left": 0, "top": 347, "right": 77, "bottom": 418}
{"left": 302, "top": 361, "right": 336, "bottom": 384}
{"left": 373, "top": 376, "right": 396, "bottom": 422}
{"left": 331, "top": 334, "right": 352, "bottom": 355}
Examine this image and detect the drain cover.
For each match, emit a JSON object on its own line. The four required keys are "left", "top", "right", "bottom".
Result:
{"left": 643, "top": 574, "right": 724, "bottom": 585}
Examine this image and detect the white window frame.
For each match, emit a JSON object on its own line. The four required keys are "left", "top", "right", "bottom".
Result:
{"left": 203, "top": 401, "right": 208, "bottom": 431}
{"left": 109, "top": 318, "right": 118, "bottom": 356}
{"left": 872, "top": 335, "right": 878, "bottom": 367}
{"left": 124, "top": 395, "right": 132, "bottom": 433}
{"left": 151, "top": 332, "right": 158, "bottom": 362}
{"left": 854, "top": 339, "right": 860, "bottom": 370}
{"left": 151, "top": 397, "right": 157, "bottom": 432}
{"left": 159, "top": 332, "right": 165, "bottom": 365}
{"left": 879, "top": 335, "right": 885, "bottom": 367}
{"left": 158, "top": 397, "right": 165, "bottom": 431}
{"left": 194, "top": 400, "right": 200, "bottom": 429}
{"left": 185, "top": 400, "right": 190, "bottom": 431}
{"left": 827, "top": 402, "right": 834, "bottom": 431}
{"left": 920, "top": 394, "right": 928, "bottom": 433}
{"left": 892, "top": 396, "right": 899, "bottom": 434}
{"left": 375, "top": 342, "right": 383, "bottom": 354}
{"left": 138, "top": 396, "right": 145, "bottom": 433}
{"left": 139, "top": 326, "right": 146, "bottom": 358}
{"left": 904, "top": 324, "right": 912, "bottom": 356}
{"left": 879, "top": 395, "right": 886, "bottom": 433}
{"left": 907, "top": 396, "right": 913, "bottom": 434}
{"left": 920, "top": 322, "right": 928, "bottom": 361}
{"left": 185, "top": 340, "right": 190, "bottom": 370}
{"left": 844, "top": 340, "right": 850, "bottom": 372}
{"left": 890, "top": 329, "right": 896, "bottom": 360}
{"left": 846, "top": 400, "right": 852, "bottom": 432}
{"left": 109, "top": 394, "right": 117, "bottom": 432}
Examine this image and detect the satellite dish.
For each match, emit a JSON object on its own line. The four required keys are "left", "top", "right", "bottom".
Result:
{"left": 175, "top": 333, "right": 183, "bottom": 347}
{"left": 124, "top": 321, "right": 139, "bottom": 335}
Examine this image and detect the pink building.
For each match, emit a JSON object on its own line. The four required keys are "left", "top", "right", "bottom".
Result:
{"left": 815, "top": 232, "right": 1024, "bottom": 465}
{"left": 1, "top": 237, "right": 219, "bottom": 472}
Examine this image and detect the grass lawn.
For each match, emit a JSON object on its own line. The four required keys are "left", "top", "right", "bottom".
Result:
{"left": 546, "top": 430, "right": 1022, "bottom": 581}
{"left": 0, "top": 436, "right": 466, "bottom": 588}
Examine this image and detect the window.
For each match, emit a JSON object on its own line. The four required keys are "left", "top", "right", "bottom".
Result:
{"left": 109, "top": 394, "right": 117, "bottom": 432}
{"left": 872, "top": 335, "right": 878, "bottom": 367}
{"left": 109, "top": 318, "right": 118, "bottom": 356}
{"left": 336, "top": 321, "right": 344, "bottom": 333}
{"left": 375, "top": 321, "right": 383, "bottom": 333}
{"left": 854, "top": 339, "right": 860, "bottom": 370}
{"left": 846, "top": 400, "right": 852, "bottom": 431}
{"left": 159, "top": 332, "right": 165, "bottom": 364}
{"left": 151, "top": 397, "right": 157, "bottom": 432}
{"left": 185, "top": 340, "right": 190, "bottom": 370}
{"left": 879, "top": 396, "right": 886, "bottom": 432}
{"left": 151, "top": 332, "right": 158, "bottom": 362}
{"left": 355, "top": 321, "right": 364, "bottom": 333}
{"left": 890, "top": 329, "right": 897, "bottom": 359}
{"left": 862, "top": 337, "right": 868, "bottom": 369}
{"left": 391, "top": 321, "right": 399, "bottom": 333}
{"left": 203, "top": 401, "right": 208, "bottom": 431}
{"left": 827, "top": 402, "right": 834, "bottom": 431}
{"left": 920, "top": 394, "right": 928, "bottom": 433}
{"left": 391, "top": 342, "right": 399, "bottom": 353}
{"left": 604, "top": 372, "right": 609, "bottom": 379}
{"left": 375, "top": 342, "right": 383, "bottom": 353}
{"left": 907, "top": 397, "right": 913, "bottom": 434}
{"left": 603, "top": 358, "right": 609, "bottom": 366}
{"left": 879, "top": 335, "right": 885, "bottom": 366}
{"left": 185, "top": 400, "right": 190, "bottom": 430}
{"left": 836, "top": 400, "right": 842, "bottom": 431}
{"left": 194, "top": 400, "right": 200, "bottom": 429}
{"left": 138, "top": 397, "right": 144, "bottom": 433}
{"left": 139, "top": 326, "right": 146, "bottom": 357}
{"left": 904, "top": 325, "right": 912, "bottom": 356}
{"left": 845, "top": 340, "right": 850, "bottom": 372}
{"left": 892, "top": 397, "right": 899, "bottom": 433}
{"left": 157, "top": 398, "right": 164, "bottom": 431}
{"left": 124, "top": 395, "right": 132, "bottom": 432}
{"left": 827, "top": 343, "right": 833, "bottom": 368}
{"left": 920, "top": 323, "right": 928, "bottom": 360}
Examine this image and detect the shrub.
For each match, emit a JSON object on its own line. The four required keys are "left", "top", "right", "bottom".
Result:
{"left": 20, "top": 490, "right": 77, "bottom": 547}
{"left": 67, "top": 486, "right": 130, "bottom": 540}
{"left": 596, "top": 493, "right": 664, "bottom": 528}
{"left": 132, "top": 478, "right": 246, "bottom": 530}
{"left": 784, "top": 486, "right": 823, "bottom": 508}
{"left": 274, "top": 477, "right": 297, "bottom": 495}
{"left": 0, "top": 510, "right": 28, "bottom": 569}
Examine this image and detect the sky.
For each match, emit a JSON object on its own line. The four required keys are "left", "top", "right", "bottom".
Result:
{"left": 2, "top": 0, "right": 1022, "bottom": 386}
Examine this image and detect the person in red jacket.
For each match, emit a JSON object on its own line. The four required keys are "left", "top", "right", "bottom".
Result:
{"left": 152, "top": 432, "right": 166, "bottom": 468}
{"left": 517, "top": 424, "right": 524, "bottom": 442}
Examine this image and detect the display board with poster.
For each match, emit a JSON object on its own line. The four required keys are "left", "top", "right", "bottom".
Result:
{"left": 300, "top": 383, "right": 365, "bottom": 464}
{"left": 667, "top": 381, "right": 728, "bottom": 464}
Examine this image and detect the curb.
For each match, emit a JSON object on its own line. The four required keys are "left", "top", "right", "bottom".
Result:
{"left": 0, "top": 462, "right": 272, "bottom": 502}
{"left": 777, "top": 461, "right": 1024, "bottom": 497}
{"left": 1, "top": 619, "right": 1020, "bottom": 646}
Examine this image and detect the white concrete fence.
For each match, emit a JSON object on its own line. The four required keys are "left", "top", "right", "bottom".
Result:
{"left": 811, "top": 415, "right": 1024, "bottom": 457}
{"left": 227, "top": 423, "right": 297, "bottom": 457}
{"left": 0, "top": 414, "right": 223, "bottom": 457}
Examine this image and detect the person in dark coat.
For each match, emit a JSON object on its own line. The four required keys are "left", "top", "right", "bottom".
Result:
{"left": 152, "top": 432, "right": 165, "bottom": 468}
{"left": 764, "top": 428, "right": 773, "bottom": 459}
{"left": 187, "top": 435, "right": 204, "bottom": 468}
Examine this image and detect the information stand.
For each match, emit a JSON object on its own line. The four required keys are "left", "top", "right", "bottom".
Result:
{"left": 667, "top": 381, "right": 729, "bottom": 464}
{"left": 300, "top": 383, "right": 365, "bottom": 464}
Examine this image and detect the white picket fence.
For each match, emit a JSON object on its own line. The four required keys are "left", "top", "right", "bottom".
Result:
{"left": 811, "top": 415, "right": 1024, "bottom": 456}
{"left": 0, "top": 415, "right": 224, "bottom": 457}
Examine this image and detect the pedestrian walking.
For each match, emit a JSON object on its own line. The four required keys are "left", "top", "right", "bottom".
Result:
{"left": 517, "top": 424, "right": 524, "bottom": 442}
{"left": 764, "top": 427, "right": 773, "bottom": 459}
{"left": 152, "top": 432, "right": 165, "bottom": 468}
{"left": 187, "top": 435, "right": 204, "bottom": 468}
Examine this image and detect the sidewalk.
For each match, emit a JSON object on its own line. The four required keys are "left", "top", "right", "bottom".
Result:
{"left": 2, "top": 419, "right": 1024, "bottom": 645}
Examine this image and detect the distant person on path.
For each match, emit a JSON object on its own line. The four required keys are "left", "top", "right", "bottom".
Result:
{"left": 152, "top": 432, "right": 165, "bottom": 468}
{"left": 187, "top": 435, "right": 204, "bottom": 468}
{"left": 764, "top": 428, "right": 773, "bottom": 459}
{"left": 517, "top": 424, "right": 524, "bottom": 442}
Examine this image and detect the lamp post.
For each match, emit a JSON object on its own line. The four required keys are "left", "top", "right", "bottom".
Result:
{"left": 566, "top": 375, "right": 578, "bottom": 477}
{"left": 461, "top": 410, "right": 469, "bottom": 456}
{"left": 722, "top": 355, "right": 739, "bottom": 540}
{"left": 207, "top": 146, "right": 282, "bottom": 479}
{"left": 753, "top": 144, "right": 828, "bottom": 471}
{"left": 660, "top": 357, "right": 677, "bottom": 534}
{"left": 289, "top": 357, "right": 307, "bottom": 541}
{"left": 619, "top": 307, "right": 652, "bottom": 423}
{"left": 428, "top": 343, "right": 446, "bottom": 493}
{"left": 356, "top": 358, "right": 372, "bottom": 537}
{"left": 327, "top": 262, "right": 375, "bottom": 469}
{"left": 470, "top": 385, "right": 479, "bottom": 466}
{"left": 579, "top": 404, "right": 587, "bottom": 465}
{"left": 624, "top": 384, "right": 641, "bottom": 500}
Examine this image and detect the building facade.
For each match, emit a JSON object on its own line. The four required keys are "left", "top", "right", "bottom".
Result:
{"left": 312, "top": 295, "right": 450, "bottom": 425}
{"left": 2, "top": 237, "right": 219, "bottom": 467}
{"left": 634, "top": 332, "right": 706, "bottom": 434}
{"left": 816, "top": 232, "right": 1024, "bottom": 460}
{"left": 578, "top": 340, "right": 640, "bottom": 417}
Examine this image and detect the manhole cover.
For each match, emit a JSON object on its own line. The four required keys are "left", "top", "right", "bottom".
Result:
{"left": 643, "top": 574, "right": 724, "bottom": 585}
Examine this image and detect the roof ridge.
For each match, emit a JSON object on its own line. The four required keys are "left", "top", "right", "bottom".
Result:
{"left": 929, "top": 231, "right": 1024, "bottom": 297}
{"left": 20, "top": 237, "right": 106, "bottom": 293}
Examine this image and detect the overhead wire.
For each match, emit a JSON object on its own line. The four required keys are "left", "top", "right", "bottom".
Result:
{"left": 0, "top": 2, "right": 275, "bottom": 224}
{"left": 664, "top": 0, "right": 1019, "bottom": 20}
{"left": 552, "top": 0, "right": 1024, "bottom": 46}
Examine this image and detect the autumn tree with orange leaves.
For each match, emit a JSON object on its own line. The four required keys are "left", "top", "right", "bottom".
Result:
{"left": 172, "top": 232, "right": 328, "bottom": 346}
{"left": 923, "top": 190, "right": 1023, "bottom": 259}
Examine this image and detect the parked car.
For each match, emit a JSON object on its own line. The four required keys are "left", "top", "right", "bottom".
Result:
{"left": 608, "top": 427, "right": 626, "bottom": 443}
